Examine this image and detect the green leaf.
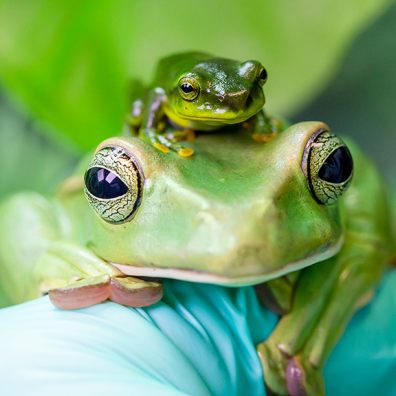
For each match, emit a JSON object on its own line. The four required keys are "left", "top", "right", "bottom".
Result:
{"left": 0, "top": 0, "right": 392, "bottom": 150}
{"left": 0, "top": 92, "right": 78, "bottom": 200}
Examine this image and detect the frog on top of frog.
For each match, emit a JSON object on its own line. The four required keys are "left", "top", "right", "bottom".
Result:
{"left": 0, "top": 52, "right": 394, "bottom": 396}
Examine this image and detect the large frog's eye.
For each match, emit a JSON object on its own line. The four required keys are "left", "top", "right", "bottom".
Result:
{"left": 178, "top": 76, "right": 200, "bottom": 101}
{"left": 84, "top": 146, "right": 143, "bottom": 223}
{"left": 302, "top": 130, "right": 353, "bottom": 205}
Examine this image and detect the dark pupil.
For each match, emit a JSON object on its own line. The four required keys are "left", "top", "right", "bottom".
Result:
{"left": 318, "top": 146, "right": 353, "bottom": 184}
{"left": 85, "top": 167, "right": 128, "bottom": 199}
{"left": 181, "top": 83, "right": 194, "bottom": 93}
{"left": 259, "top": 68, "right": 268, "bottom": 81}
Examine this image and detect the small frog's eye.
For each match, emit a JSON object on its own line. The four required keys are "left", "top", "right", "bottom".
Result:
{"left": 302, "top": 130, "right": 353, "bottom": 205}
{"left": 84, "top": 146, "right": 143, "bottom": 223}
{"left": 258, "top": 67, "right": 268, "bottom": 86}
{"left": 178, "top": 77, "right": 200, "bottom": 101}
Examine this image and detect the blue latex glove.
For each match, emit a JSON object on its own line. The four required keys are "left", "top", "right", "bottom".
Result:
{"left": 0, "top": 272, "right": 395, "bottom": 396}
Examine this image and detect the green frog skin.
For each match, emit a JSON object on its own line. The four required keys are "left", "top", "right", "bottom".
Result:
{"left": 0, "top": 122, "right": 393, "bottom": 396}
{"left": 128, "top": 52, "right": 281, "bottom": 157}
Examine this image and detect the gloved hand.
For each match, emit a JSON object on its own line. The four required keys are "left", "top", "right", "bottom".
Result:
{"left": 0, "top": 274, "right": 395, "bottom": 396}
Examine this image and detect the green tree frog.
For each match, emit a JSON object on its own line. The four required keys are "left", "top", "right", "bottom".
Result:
{"left": 0, "top": 120, "right": 393, "bottom": 395}
{"left": 127, "top": 52, "right": 281, "bottom": 157}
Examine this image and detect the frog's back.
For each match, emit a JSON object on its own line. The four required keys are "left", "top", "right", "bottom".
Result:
{"left": 152, "top": 51, "right": 213, "bottom": 89}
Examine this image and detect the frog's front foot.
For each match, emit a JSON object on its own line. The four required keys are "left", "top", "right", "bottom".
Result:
{"left": 49, "top": 275, "right": 163, "bottom": 310}
{"left": 249, "top": 114, "right": 285, "bottom": 143}
{"left": 286, "top": 356, "right": 324, "bottom": 396}
{"left": 140, "top": 127, "right": 194, "bottom": 158}
{"left": 257, "top": 341, "right": 324, "bottom": 396}
{"left": 257, "top": 340, "right": 289, "bottom": 395}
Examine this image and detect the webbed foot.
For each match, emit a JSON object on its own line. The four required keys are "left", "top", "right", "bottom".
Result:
{"left": 286, "top": 356, "right": 324, "bottom": 396}
{"left": 49, "top": 275, "right": 163, "bottom": 310}
{"left": 257, "top": 339, "right": 289, "bottom": 395}
{"left": 245, "top": 111, "right": 285, "bottom": 143}
{"left": 252, "top": 117, "right": 285, "bottom": 142}
{"left": 140, "top": 127, "right": 194, "bottom": 157}
{"left": 35, "top": 242, "right": 163, "bottom": 310}
{"left": 257, "top": 340, "right": 324, "bottom": 396}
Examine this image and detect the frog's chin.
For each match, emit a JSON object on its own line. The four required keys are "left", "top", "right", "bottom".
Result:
{"left": 166, "top": 105, "right": 263, "bottom": 130}
{"left": 110, "top": 236, "right": 343, "bottom": 287}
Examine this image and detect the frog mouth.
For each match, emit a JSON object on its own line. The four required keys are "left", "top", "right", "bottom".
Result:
{"left": 110, "top": 236, "right": 343, "bottom": 287}
{"left": 168, "top": 99, "right": 264, "bottom": 124}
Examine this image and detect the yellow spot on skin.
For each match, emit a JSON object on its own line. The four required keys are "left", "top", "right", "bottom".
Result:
{"left": 252, "top": 133, "right": 277, "bottom": 143}
{"left": 178, "top": 147, "right": 194, "bottom": 157}
{"left": 153, "top": 143, "right": 170, "bottom": 153}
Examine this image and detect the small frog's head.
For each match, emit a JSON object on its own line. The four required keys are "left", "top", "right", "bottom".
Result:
{"left": 81, "top": 122, "right": 353, "bottom": 286}
{"left": 161, "top": 53, "right": 267, "bottom": 129}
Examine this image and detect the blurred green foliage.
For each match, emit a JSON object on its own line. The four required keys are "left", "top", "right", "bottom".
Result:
{"left": 0, "top": 93, "right": 78, "bottom": 200}
{"left": 0, "top": 0, "right": 391, "bottom": 150}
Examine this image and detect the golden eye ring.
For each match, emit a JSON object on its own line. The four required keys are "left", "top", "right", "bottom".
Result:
{"left": 302, "top": 129, "right": 353, "bottom": 205}
{"left": 84, "top": 146, "right": 144, "bottom": 224}
{"left": 178, "top": 76, "right": 200, "bottom": 101}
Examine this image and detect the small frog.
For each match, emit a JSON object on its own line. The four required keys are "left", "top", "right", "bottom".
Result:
{"left": 0, "top": 122, "right": 394, "bottom": 395}
{"left": 127, "top": 52, "right": 281, "bottom": 157}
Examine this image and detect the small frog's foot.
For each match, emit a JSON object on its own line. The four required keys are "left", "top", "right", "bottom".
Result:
{"left": 140, "top": 128, "right": 194, "bottom": 157}
{"left": 165, "top": 128, "right": 196, "bottom": 142}
{"left": 252, "top": 119, "right": 284, "bottom": 142}
{"left": 286, "top": 356, "right": 324, "bottom": 396}
{"left": 49, "top": 275, "right": 163, "bottom": 309}
{"left": 257, "top": 340, "right": 289, "bottom": 395}
{"left": 252, "top": 132, "right": 278, "bottom": 143}
{"left": 251, "top": 117, "right": 285, "bottom": 143}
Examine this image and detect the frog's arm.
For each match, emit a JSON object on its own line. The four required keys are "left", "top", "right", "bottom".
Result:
{"left": 257, "top": 140, "right": 393, "bottom": 396}
{"left": 136, "top": 88, "right": 193, "bottom": 157}
{"left": 0, "top": 192, "right": 162, "bottom": 309}
{"left": 35, "top": 241, "right": 162, "bottom": 309}
{"left": 249, "top": 109, "right": 285, "bottom": 142}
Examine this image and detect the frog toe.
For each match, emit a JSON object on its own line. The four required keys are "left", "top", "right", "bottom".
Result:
{"left": 257, "top": 340, "right": 289, "bottom": 395}
{"left": 49, "top": 276, "right": 163, "bottom": 309}
{"left": 286, "top": 356, "right": 324, "bottom": 396}
{"left": 140, "top": 128, "right": 194, "bottom": 157}
{"left": 252, "top": 132, "right": 278, "bottom": 143}
{"left": 48, "top": 275, "right": 111, "bottom": 310}
{"left": 109, "top": 277, "right": 163, "bottom": 307}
